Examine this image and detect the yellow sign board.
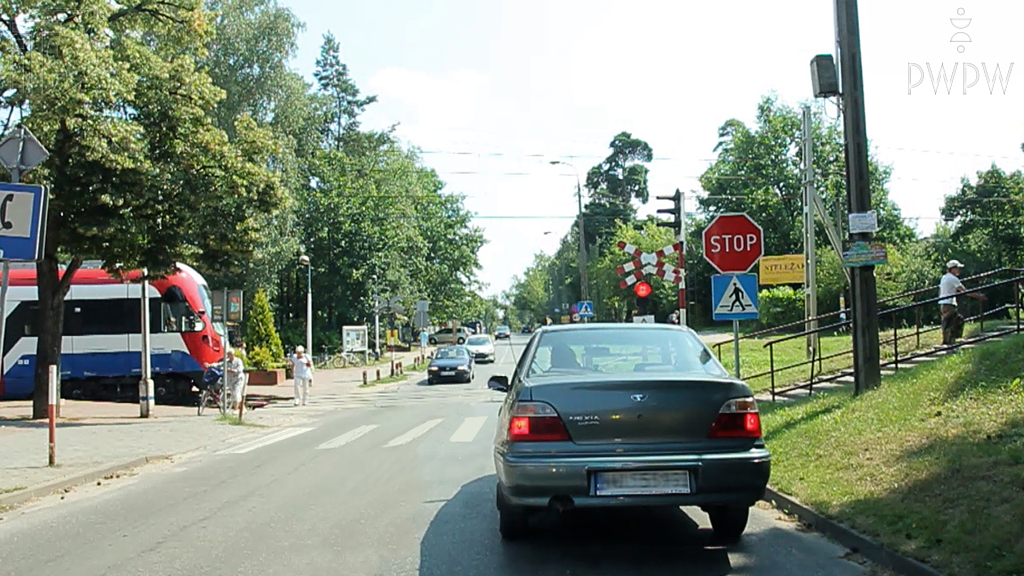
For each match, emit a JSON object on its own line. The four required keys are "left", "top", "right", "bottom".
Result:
{"left": 386, "top": 330, "right": 399, "bottom": 346}
{"left": 759, "top": 255, "right": 805, "bottom": 285}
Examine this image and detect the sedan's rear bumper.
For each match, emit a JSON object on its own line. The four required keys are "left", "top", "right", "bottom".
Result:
{"left": 495, "top": 448, "right": 770, "bottom": 509}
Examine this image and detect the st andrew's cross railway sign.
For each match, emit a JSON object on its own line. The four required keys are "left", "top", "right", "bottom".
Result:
{"left": 615, "top": 241, "right": 684, "bottom": 288}
{"left": 702, "top": 213, "right": 764, "bottom": 274}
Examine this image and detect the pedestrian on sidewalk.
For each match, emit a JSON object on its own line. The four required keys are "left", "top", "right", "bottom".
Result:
{"left": 220, "top": 348, "right": 246, "bottom": 411}
{"left": 939, "top": 259, "right": 986, "bottom": 347}
{"left": 289, "top": 345, "right": 313, "bottom": 406}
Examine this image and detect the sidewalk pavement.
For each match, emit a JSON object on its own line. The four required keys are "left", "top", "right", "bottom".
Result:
{"left": 0, "top": 397, "right": 318, "bottom": 508}
{"left": 0, "top": 349, "right": 429, "bottom": 507}
{"left": 247, "top": 349, "right": 428, "bottom": 402}
{"left": 698, "top": 331, "right": 735, "bottom": 346}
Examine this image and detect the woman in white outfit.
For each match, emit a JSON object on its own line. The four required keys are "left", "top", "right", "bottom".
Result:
{"left": 290, "top": 346, "right": 314, "bottom": 406}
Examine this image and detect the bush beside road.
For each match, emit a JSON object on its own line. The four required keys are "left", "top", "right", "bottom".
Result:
{"left": 760, "top": 333, "right": 1024, "bottom": 576}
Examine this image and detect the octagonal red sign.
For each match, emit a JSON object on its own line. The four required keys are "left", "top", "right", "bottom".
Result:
{"left": 702, "top": 213, "right": 764, "bottom": 273}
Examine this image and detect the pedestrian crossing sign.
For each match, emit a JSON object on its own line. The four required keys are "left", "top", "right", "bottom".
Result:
{"left": 577, "top": 300, "right": 594, "bottom": 319}
{"left": 712, "top": 274, "right": 759, "bottom": 321}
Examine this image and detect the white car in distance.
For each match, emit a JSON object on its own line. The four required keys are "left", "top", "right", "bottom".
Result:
{"left": 464, "top": 335, "right": 496, "bottom": 363}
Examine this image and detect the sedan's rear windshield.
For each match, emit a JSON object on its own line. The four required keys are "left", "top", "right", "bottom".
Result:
{"left": 525, "top": 328, "right": 728, "bottom": 379}
{"left": 467, "top": 336, "right": 490, "bottom": 345}
{"left": 435, "top": 348, "right": 468, "bottom": 360}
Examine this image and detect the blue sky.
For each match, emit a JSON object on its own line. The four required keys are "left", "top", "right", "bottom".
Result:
{"left": 281, "top": 0, "right": 1024, "bottom": 298}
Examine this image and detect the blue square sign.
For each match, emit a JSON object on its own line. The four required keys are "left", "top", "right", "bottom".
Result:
{"left": 0, "top": 183, "right": 48, "bottom": 261}
{"left": 711, "top": 274, "right": 759, "bottom": 321}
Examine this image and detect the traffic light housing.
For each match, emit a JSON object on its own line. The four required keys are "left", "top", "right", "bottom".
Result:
{"left": 656, "top": 189, "right": 682, "bottom": 235}
{"left": 634, "top": 282, "right": 652, "bottom": 316}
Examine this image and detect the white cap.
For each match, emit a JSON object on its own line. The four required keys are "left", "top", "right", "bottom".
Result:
{"left": 946, "top": 259, "right": 964, "bottom": 270}
{"left": 226, "top": 348, "right": 235, "bottom": 355}
{"left": 295, "top": 345, "right": 305, "bottom": 353}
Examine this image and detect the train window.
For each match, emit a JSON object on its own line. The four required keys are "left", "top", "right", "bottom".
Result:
{"left": 160, "top": 286, "right": 204, "bottom": 333}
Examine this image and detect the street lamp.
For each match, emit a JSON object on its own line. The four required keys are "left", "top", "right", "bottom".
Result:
{"left": 299, "top": 255, "right": 312, "bottom": 356}
{"left": 549, "top": 160, "right": 589, "bottom": 303}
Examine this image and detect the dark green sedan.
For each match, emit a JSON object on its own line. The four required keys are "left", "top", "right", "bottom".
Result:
{"left": 487, "top": 323, "right": 770, "bottom": 542}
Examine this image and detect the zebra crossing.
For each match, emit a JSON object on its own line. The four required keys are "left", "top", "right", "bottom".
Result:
{"left": 218, "top": 415, "right": 497, "bottom": 455}
{"left": 258, "top": 384, "right": 501, "bottom": 413}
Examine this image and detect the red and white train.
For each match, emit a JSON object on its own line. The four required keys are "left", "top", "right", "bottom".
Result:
{"left": 0, "top": 263, "right": 225, "bottom": 402}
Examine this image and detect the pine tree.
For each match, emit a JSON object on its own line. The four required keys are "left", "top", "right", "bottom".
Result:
{"left": 245, "top": 288, "right": 285, "bottom": 361}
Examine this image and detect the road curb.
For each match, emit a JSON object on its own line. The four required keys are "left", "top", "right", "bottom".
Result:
{"left": 0, "top": 455, "right": 166, "bottom": 509}
{"left": 763, "top": 486, "right": 947, "bottom": 576}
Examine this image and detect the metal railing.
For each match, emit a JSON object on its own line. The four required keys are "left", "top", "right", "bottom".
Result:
{"left": 712, "top": 267, "right": 1023, "bottom": 360}
{"left": 710, "top": 267, "right": 1024, "bottom": 400}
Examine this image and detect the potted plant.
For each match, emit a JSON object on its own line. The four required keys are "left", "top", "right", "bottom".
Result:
{"left": 243, "top": 288, "right": 286, "bottom": 385}
{"left": 246, "top": 346, "right": 285, "bottom": 385}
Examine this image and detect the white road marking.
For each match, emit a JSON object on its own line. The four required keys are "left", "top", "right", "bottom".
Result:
{"left": 384, "top": 418, "right": 444, "bottom": 447}
{"left": 449, "top": 416, "right": 488, "bottom": 443}
{"left": 317, "top": 425, "right": 378, "bottom": 450}
{"left": 219, "top": 427, "right": 315, "bottom": 454}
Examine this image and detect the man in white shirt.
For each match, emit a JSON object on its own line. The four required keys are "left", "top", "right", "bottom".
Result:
{"left": 938, "top": 260, "right": 986, "bottom": 346}
{"left": 290, "top": 346, "right": 314, "bottom": 406}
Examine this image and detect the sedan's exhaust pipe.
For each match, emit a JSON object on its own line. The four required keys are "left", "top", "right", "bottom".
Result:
{"left": 548, "top": 495, "right": 575, "bottom": 512}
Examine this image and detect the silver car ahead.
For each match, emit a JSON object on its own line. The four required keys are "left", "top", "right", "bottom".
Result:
{"left": 487, "top": 323, "right": 770, "bottom": 542}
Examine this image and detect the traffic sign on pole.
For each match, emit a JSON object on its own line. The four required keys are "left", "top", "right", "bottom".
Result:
{"left": 711, "top": 274, "right": 759, "bottom": 321}
{"left": 702, "top": 213, "right": 764, "bottom": 274}
{"left": 0, "top": 183, "right": 48, "bottom": 262}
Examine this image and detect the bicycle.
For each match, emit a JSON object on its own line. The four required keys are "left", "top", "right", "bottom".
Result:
{"left": 341, "top": 350, "right": 367, "bottom": 367}
{"left": 315, "top": 346, "right": 346, "bottom": 370}
{"left": 197, "top": 367, "right": 231, "bottom": 416}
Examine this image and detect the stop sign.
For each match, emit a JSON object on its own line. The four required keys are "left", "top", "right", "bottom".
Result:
{"left": 702, "top": 213, "right": 764, "bottom": 273}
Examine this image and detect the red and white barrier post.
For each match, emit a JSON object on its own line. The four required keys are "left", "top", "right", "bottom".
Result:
{"left": 48, "top": 364, "right": 57, "bottom": 466}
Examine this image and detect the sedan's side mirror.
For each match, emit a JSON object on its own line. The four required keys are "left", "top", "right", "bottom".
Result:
{"left": 488, "top": 376, "right": 509, "bottom": 392}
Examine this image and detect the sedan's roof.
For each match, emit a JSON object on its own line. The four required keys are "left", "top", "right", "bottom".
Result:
{"left": 532, "top": 322, "right": 697, "bottom": 335}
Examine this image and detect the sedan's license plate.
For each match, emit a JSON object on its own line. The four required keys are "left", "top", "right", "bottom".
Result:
{"left": 595, "top": 470, "right": 691, "bottom": 496}
{"left": 441, "top": 371, "right": 455, "bottom": 376}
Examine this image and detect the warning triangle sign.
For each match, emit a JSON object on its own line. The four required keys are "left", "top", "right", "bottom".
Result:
{"left": 715, "top": 276, "right": 758, "bottom": 315}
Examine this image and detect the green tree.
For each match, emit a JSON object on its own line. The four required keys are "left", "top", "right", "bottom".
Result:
{"left": 245, "top": 288, "right": 284, "bottom": 361}
{"left": 1, "top": 0, "right": 284, "bottom": 417}
{"left": 581, "top": 132, "right": 654, "bottom": 253}
{"left": 313, "top": 32, "right": 377, "bottom": 149}
{"left": 699, "top": 95, "right": 915, "bottom": 256}
{"left": 940, "top": 165, "right": 1024, "bottom": 270}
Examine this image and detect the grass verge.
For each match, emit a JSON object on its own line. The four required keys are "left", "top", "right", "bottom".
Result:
{"left": 760, "top": 333, "right": 1024, "bottom": 576}
{"left": 216, "top": 414, "right": 266, "bottom": 427}
{"left": 0, "top": 486, "right": 27, "bottom": 495}
{"left": 359, "top": 373, "right": 409, "bottom": 388}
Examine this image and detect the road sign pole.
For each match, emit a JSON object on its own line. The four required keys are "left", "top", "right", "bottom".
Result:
{"left": 802, "top": 105, "right": 820, "bottom": 360}
{"left": 0, "top": 260, "right": 8, "bottom": 395}
{"left": 680, "top": 190, "right": 687, "bottom": 327}
{"left": 139, "top": 270, "right": 154, "bottom": 418}
{"left": 733, "top": 320, "right": 740, "bottom": 379}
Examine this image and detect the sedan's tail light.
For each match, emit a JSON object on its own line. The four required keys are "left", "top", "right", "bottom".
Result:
{"left": 708, "top": 397, "right": 762, "bottom": 438}
{"left": 508, "top": 402, "right": 571, "bottom": 442}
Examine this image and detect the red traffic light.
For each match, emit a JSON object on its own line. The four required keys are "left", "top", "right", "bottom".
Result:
{"left": 634, "top": 282, "right": 652, "bottom": 298}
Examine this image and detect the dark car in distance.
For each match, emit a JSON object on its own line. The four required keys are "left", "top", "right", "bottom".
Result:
{"left": 427, "top": 346, "right": 475, "bottom": 384}
{"left": 487, "top": 323, "right": 770, "bottom": 542}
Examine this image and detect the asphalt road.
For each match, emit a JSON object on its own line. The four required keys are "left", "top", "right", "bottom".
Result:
{"left": 0, "top": 334, "right": 868, "bottom": 576}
